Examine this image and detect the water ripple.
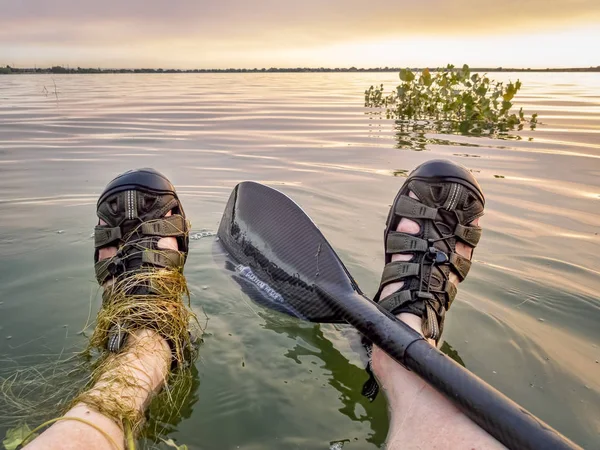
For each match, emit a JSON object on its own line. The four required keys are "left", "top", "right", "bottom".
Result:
{"left": 0, "top": 72, "right": 599, "bottom": 448}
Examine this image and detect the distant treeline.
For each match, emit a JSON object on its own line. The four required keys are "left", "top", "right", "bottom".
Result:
{"left": 1, "top": 65, "right": 599, "bottom": 75}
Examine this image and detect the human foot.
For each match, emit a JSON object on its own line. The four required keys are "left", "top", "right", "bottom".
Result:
{"left": 368, "top": 160, "right": 484, "bottom": 393}
{"left": 373, "top": 159, "right": 484, "bottom": 341}
{"left": 92, "top": 168, "right": 193, "bottom": 357}
{"left": 94, "top": 168, "right": 189, "bottom": 288}
{"left": 372, "top": 213, "right": 481, "bottom": 382}
{"left": 97, "top": 211, "right": 178, "bottom": 282}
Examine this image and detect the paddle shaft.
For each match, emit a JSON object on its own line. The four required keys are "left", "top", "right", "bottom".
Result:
{"left": 320, "top": 289, "right": 580, "bottom": 450}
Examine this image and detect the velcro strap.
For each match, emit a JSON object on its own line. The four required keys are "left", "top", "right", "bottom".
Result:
{"left": 141, "top": 215, "right": 187, "bottom": 237}
{"left": 379, "top": 290, "right": 413, "bottom": 314}
{"left": 454, "top": 223, "right": 482, "bottom": 247}
{"left": 394, "top": 196, "right": 438, "bottom": 220}
{"left": 94, "top": 226, "right": 122, "bottom": 248}
{"left": 445, "top": 281, "right": 457, "bottom": 309}
{"left": 379, "top": 262, "right": 420, "bottom": 286}
{"left": 449, "top": 252, "right": 471, "bottom": 281}
{"left": 142, "top": 249, "right": 185, "bottom": 269}
{"left": 95, "top": 259, "right": 115, "bottom": 285}
{"left": 386, "top": 232, "right": 428, "bottom": 254}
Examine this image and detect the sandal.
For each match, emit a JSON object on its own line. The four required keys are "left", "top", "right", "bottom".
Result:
{"left": 363, "top": 159, "right": 485, "bottom": 400}
{"left": 374, "top": 159, "right": 484, "bottom": 339}
{"left": 93, "top": 168, "right": 191, "bottom": 354}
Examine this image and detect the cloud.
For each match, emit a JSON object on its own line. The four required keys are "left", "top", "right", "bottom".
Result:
{"left": 1, "top": 0, "right": 599, "bottom": 66}
{"left": 3, "top": 0, "right": 600, "bottom": 42}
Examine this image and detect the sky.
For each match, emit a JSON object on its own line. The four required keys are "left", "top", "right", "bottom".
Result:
{"left": 1, "top": 0, "right": 599, "bottom": 69}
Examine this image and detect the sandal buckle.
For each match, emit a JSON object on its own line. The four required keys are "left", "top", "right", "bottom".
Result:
{"left": 416, "top": 291, "right": 435, "bottom": 301}
{"left": 107, "top": 257, "right": 127, "bottom": 276}
{"left": 427, "top": 247, "right": 448, "bottom": 264}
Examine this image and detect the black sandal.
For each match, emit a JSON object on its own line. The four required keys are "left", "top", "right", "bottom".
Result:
{"left": 363, "top": 159, "right": 485, "bottom": 400}
{"left": 93, "top": 168, "right": 191, "bottom": 354}
{"left": 374, "top": 159, "right": 485, "bottom": 341}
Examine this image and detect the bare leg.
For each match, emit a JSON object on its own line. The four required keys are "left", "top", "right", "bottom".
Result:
{"left": 24, "top": 330, "right": 170, "bottom": 450}
{"left": 25, "top": 224, "right": 179, "bottom": 450}
{"left": 371, "top": 192, "right": 504, "bottom": 450}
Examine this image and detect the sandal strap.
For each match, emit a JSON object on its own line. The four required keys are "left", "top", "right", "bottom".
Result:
{"left": 379, "top": 262, "right": 421, "bottom": 286}
{"left": 379, "top": 290, "right": 413, "bottom": 313}
{"left": 95, "top": 248, "right": 185, "bottom": 285}
{"left": 94, "top": 215, "right": 187, "bottom": 249}
{"left": 386, "top": 232, "right": 429, "bottom": 254}
{"left": 378, "top": 253, "right": 469, "bottom": 296}
{"left": 393, "top": 196, "right": 439, "bottom": 220}
{"left": 95, "top": 258, "right": 121, "bottom": 285}
{"left": 445, "top": 281, "right": 458, "bottom": 308}
{"left": 141, "top": 215, "right": 187, "bottom": 237}
{"left": 378, "top": 281, "right": 457, "bottom": 316}
{"left": 449, "top": 252, "right": 471, "bottom": 281}
{"left": 141, "top": 248, "right": 185, "bottom": 268}
{"left": 94, "top": 226, "right": 122, "bottom": 248}
{"left": 454, "top": 223, "right": 482, "bottom": 247}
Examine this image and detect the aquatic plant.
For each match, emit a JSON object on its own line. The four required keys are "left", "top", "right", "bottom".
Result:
{"left": 365, "top": 64, "right": 538, "bottom": 134}
{"left": 0, "top": 262, "right": 204, "bottom": 449}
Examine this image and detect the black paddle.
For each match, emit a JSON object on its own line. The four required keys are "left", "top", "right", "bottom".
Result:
{"left": 217, "top": 181, "right": 579, "bottom": 450}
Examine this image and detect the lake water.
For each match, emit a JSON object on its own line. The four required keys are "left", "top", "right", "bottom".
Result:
{"left": 0, "top": 73, "right": 598, "bottom": 449}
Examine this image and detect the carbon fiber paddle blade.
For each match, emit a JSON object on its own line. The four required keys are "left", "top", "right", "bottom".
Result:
{"left": 217, "top": 181, "right": 363, "bottom": 323}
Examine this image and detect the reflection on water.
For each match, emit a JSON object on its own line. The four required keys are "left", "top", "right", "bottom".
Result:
{"left": 143, "top": 364, "right": 201, "bottom": 443}
{"left": 388, "top": 121, "right": 528, "bottom": 151}
{"left": 440, "top": 341, "right": 466, "bottom": 367}
{"left": 0, "top": 72, "right": 599, "bottom": 449}
{"left": 261, "top": 317, "right": 389, "bottom": 446}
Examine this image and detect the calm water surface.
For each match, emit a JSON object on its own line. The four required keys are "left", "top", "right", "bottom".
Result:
{"left": 0, "top": 73, "right": 599, "bottom": 449}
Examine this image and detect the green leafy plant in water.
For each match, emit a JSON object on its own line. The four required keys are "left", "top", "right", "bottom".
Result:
{"left": 365, "top": 64, "right": 538, "bottom": 135}
{"left": 3, "top": 423, "right": 37, "bottom": 450}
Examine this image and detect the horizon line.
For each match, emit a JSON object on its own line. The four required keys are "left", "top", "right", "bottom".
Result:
{"left": 2, "top": 65, "right": 600, "bottom": 74}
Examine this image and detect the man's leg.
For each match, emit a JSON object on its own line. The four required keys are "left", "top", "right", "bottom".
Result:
{"left": 372, "top": 326, "right": 503, "bottom": 449}
{"left": 25, "top": 226, "right": 179, "bottom": 450}
{"left": 371, "top": 178, "right": 505, "bottom": 449}
{"left": 25, "top": 169, "right": 192, "bottom": 450}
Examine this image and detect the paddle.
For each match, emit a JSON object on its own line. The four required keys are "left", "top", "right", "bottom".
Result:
{"left": 217, "top": 181, "right": 579, "bottom": 450}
